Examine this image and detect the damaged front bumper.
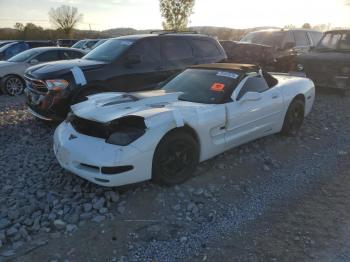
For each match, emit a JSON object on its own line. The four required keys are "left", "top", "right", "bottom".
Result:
{"left": 53, "top": 121, "right": 154, "bottom": 187}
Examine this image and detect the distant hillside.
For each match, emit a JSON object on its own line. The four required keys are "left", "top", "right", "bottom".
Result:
{"left": 0, "top": 26, "right": 281, "bottom": 41}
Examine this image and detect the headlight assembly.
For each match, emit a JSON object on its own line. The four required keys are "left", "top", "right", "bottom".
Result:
{"left": 106, "top": 128, "right": 145, "bottom": 146}
{"left": 46, "top": 79, "right": 69, "bottom": 91}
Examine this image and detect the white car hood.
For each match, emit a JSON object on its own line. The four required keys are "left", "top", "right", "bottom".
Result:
{"left": 71, "top": 90, "right": 187, "bottom": 123}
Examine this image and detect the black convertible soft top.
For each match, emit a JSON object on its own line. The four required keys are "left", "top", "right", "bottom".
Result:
{"left": 190, "top": 63, "right": 260, "bottom": 74}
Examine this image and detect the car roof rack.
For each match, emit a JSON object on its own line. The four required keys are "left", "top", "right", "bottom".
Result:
{"left": 150, "top": 30, "right": 199, "bottom": 35}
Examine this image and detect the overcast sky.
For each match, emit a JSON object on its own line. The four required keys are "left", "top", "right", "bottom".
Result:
{"left": 0, "top": 0, "right": 349, "bottom": 30}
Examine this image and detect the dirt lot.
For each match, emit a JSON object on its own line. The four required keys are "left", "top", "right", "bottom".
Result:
{"left": 0, "top": 91, "right": 350, "bottom": 261}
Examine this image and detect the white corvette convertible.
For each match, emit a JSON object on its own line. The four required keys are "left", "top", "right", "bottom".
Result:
{"left": 54, "top": 64, "right": 315, "bottom": 187}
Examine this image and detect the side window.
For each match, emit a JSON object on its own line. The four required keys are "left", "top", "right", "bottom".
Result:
{"left": 237, "top": 76, "right": 269, "bottom": 101}
{"left": 162, "top": 38, "right": 193, "bottom": 61}
{"left": 127, "top": 38, "right": 161, "bottom": 65}
{"left": 36, "top": 51, "right": 60, "bottom": 62}
{"left": 191, "top": 39, "right": 221, "bottom": 58}
{"left": 309, "top": 32, "right": 322, "bottom": 46}
{"left": 60, "top": 50, "right": 83, "bottom": 59}
{"left": 293, "top": 31, "right": 309, "bottom": 47}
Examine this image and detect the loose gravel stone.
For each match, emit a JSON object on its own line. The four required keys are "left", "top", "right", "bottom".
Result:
{"left": 53, "top": 220, "right": 66, "bottom": 230}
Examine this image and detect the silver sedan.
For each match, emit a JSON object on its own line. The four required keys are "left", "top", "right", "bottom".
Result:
{"left": 0, "top": 47, "right": 85, "bottom": 96}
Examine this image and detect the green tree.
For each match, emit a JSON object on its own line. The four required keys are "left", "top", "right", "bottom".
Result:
{"left": 49, "top": 5, "right": 82, "bottom": 36}
{"left": 302, "top": 23, "right": 311, "bottom": 29}
{"left": 14, "top": 23, "right": 24, "bottom": 31}
{"left": 160, "top": 0, "right": 195, "bottom": 31}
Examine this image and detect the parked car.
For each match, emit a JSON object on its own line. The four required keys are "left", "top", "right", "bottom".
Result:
{"left": 57, "top": 39, "right": 78, "bottom": 47}
{"left": 53, "top": 63, "right": 315, "bottom": 187}
{"left": 0, "top": 47, "right": 85, "bottom": 95}
{"left": 294, "top": 30, "right": 350, "bottom": 91}
{"left": 240, "top": 29, "right": 323, "bottom": 72}
{"left": 220, "top": 40, "right": 275, "bottom": 69}
{"left": 72, "top": 39, "right": 101, "bottom": 51}
{"left": 0, "top": 41, "right": 56, "bottom": 61}
{"left": 91, "top": 39, "right": 108, "bottom": 50}
{"left": 0, "top": 41, "right": 15, "bottom": 48}
{"left": 24, "top": 32, "right": 227, "bottom": 121}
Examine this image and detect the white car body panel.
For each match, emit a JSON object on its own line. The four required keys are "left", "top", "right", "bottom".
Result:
{"left": 54, "top": 73, "right": 315, "bottom": 187}
{"left": 0, "top": 61, "right": 28, "bottom": 78}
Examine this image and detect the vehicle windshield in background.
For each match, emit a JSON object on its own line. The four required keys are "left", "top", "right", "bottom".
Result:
{"left": 92, "top": 39, "right": 107, "bottom": 49}
{"left": 240, "top": 31, "right": 285, "bottom": 48}
{"left": 0, "top": 42, "right": 15, "bottom": 52}
{"left": 316, "top": 32, "right": 350, "bottom": 51}
{"left": 83, "top": 39, "right": 136, "bottom": 62}
{"left": 162, "top": 69, "right": 239, "bottom": 104}
{"left": 72, "top": 40, "right": 87, "bottom": 49}
{"left": 7, "top": 49, "right": 38, "bottom": 62}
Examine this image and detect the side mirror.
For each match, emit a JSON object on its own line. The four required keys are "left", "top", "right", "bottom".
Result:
{"left": 239, "top": 92, "right": 262, "bottom": 103}
{"left": 124, "top": 54, "right": 142, "bottom": 67}
{"left": 29, "top": 59, "right": 39, "bottom": 65}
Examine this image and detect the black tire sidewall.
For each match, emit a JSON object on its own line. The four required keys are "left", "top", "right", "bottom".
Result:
{"left": 152, "top": 130, "right": 199, "bottom": 186}
{"left": 282, "top": 99, "right": 305, "bottom": 136}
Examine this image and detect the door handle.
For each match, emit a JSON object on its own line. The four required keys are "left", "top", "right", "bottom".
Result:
{"left": 272, "top": 94, "right": 279, "bottom": 99}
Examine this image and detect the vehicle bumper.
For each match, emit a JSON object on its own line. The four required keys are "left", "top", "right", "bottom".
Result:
{"left": 53, "top": 121, "right": 153, "bottom": 187}
{"left": 24, "top": 87, "right": 68, "bottom": 122}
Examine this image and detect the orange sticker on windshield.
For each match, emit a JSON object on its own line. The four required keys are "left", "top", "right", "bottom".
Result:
{"left": 211, "top": 83, "right": 225, "bottom": 92}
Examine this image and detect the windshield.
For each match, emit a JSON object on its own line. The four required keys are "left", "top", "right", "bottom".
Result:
{"left": 240, "top": 31, "right": 286, "bottom": 48}
{"left": 316, "top": 32, "right": 350, "bottom": 51}
{"left": 162, "top": 69, "right": 240, "bottom": 104}
{"left": 83, "top": 39, "right": 135, "bottom": 62}
{"left": 8, "top": 49, "right": 38, "bottom": 62}
{"left": 72, "top": 40, "right": 86, "bottom": 49}
{"left": 92, "top": 39, "right": 107, "bottom": 49}
{"left": 0, "top": 42, "right": 15, "bottom": 52}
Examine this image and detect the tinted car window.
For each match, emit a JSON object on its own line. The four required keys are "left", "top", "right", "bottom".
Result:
{"left": 240, "top": 31, "right": 287, "bottom": 49}
{"left": 84, "top": 39, "right": 136, "bottom": 62}
{"left": 163, "top": 68, "right": 240, "bottom": 104}
{"left": 60, "top": 50, "right": 84, "bottom": 59}
{"left": 316, "top": 33, "right": 342, "bottom": 50}
{"left": 293, "top": 31, "right": 309, "bottom": 46}
{"left": 309, "top": 32, "right": 323, "bottom": 46}
{"left": 163, "top": 38, "right": 193, "bottom": 61}
{"left": 127, "top": 38, "right": 161, "bottom": 64}
{"left": 339, "top": 33, "right": 350, "bottom": 50}
{"left": 192, "top": 39, "right": 221, "bottom": 57}
{"left": 36, "top": 50, "right": 60, "bottom": 62}
{"left": 237, "top": 76, "right": 269, "bottom": 100}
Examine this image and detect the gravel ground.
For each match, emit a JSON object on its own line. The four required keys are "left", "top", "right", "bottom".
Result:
{"left": 0, "top": 92, "right": 350, "bottom": 261}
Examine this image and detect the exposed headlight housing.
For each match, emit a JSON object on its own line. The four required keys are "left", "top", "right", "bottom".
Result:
{"left": 106, "top": 128, "right": 145, "bottom": 146}
{"left": 105, "top": 116, "right": 146, "bottom": 146}
{"left": 46, "top": 79, "right": 69, "bottom": 91}
{"left": 296, "top": 64, "right": 304, "bottom": 71}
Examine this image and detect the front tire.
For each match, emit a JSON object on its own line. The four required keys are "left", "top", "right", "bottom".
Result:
{"left": 152, "top": 130, "right": 199, "bottom": 186}
{"left": 281, "top": 98, "right": 305, "bottom": 136}
{"left": 2, "top": 75, "right": 25, "bottom": 96}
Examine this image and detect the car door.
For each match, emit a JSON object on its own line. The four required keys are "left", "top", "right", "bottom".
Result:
{"left": 111, "top": 38, "right": 168, "bottom": 91}
{"left": 161, "top": 37, "right": 195, "bottom": 77}
{"left": 224, "top": 75, "right": 283, "bottom": 149}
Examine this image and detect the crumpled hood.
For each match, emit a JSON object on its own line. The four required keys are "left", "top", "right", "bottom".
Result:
{"left": 25, "top": 59, "right": 106, "bottom": 79}
{"left": 71, "top": 90, "right": 185, "bottom": 123}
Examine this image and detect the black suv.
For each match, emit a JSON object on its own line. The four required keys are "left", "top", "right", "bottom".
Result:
{"left": 24, "top": 32, "right": 227, "bottom": 121}
{"left": 295, "top": 30, "right": 350, "bottom": 91}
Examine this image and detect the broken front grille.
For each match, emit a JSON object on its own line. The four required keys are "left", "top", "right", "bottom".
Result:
{"left": 70, "top": 115, "right": 110, "bottom": 139}
{"left": 25, "top": 75, "right": 48, "bottom": 93}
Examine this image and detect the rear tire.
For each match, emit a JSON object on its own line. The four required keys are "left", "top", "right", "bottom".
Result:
{"left": 281, "top": 98, "right": 305, "bottom": 136}
{"left": 1, "top": 75, "right": 25, "bottom": 96}
{"left": 152, "top": 130, "right": 199, "bottom": 186}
